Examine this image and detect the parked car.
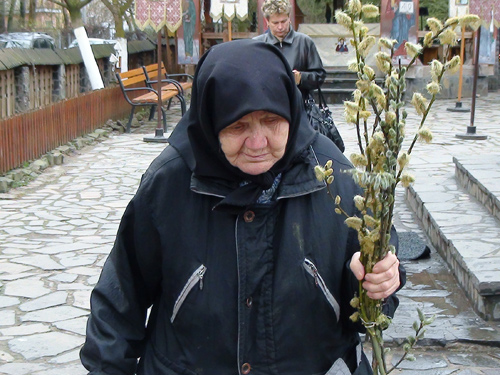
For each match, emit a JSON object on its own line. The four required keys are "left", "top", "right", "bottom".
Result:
{"left": 0, "top": 32, "right": 56, "bottom": 49}
{"left": 67, "top": 38, "right": 119, "bottom": 49}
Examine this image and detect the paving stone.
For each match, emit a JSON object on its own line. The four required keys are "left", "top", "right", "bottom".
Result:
{"left": 72, "top": 290, "right": 91, "bottom": 310}
{"left": 0, "top": 296, "right": 20, "bottom": 308}
{"left": 19, "top": 291, "right": 68, "bottom": 312}
{"left": 10, "top": 254, "right": 64, "bottom": 271}
{"left": 453, "top": 370, "right": 482, "bottom": 375}
{"left": 447, "top": 352, "right": 500, "bottom": 368}
{"left": 0, "top": 363, "right": 48, "bottom": 375}
{"left": 3, "top": 279, "right": 50, "bottom": 298}
{"left": 32, "top": 362, "right": 87, "bottom": 375}
{"left": 32, "top": 243, "right": 96, "bottom": 255}
{"left": 0, "top": 311, "right": 16, "bottom": 326}
{"left": 8, "top": 332, "right": 84, "bottom": 360}
{"left": 57, "top": 283, "right": 92, "bottom": 290}
{"left": 0, "top": 349, "right": 14, "bottom": 362}
{"left": 53, "top": 317, "right": 88, "bottom": 336}
{"left": 47, "top": 348, "right": 81, "bottom": 364}
{"left": 56, "top": 254, "right": 98, "bottom": 268}
{"left": 21, "top": 306, "right": 88, "bottom": 323}
{"left": 48, "top": 273, "right": 78, "bottom": 283}
{"left": 0, "top": 323, "right": 50, "bottom": 336}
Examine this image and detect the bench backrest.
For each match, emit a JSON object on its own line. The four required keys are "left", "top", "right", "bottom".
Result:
{"left": 143, "top": 62, "right": 168, "bottom": 82}
{"left": 116, "top": 67, "right": 146, "bottom": 87}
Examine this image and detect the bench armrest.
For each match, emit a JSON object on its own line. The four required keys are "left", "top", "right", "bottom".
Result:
{"left": 146, "top": 79, "right": 184, "bottom": 95}
{"left": 166, "top": 73, "right": 194, "bottom": 81}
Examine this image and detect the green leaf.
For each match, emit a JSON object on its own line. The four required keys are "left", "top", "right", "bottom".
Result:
{"left": 406, "top": 354, "right": 416, "bottom": 362}
{"left": 417, "top": 308, "right": 425, "bottom": 322}
{"left": 424, "top": 315, "right": 436, "bottom": 325}
{"left": 412, "top": 321, "right": 419, "bottom": 332}
{"left": 417, "top": 329, "right": 427, "bottom": 339}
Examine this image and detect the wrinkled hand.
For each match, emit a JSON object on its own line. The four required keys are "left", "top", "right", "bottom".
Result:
{"left": 350, "top": 251, "right": 400, "bottom": 300}
{"left": 292, "top": 70, "right": 301, "bottom": 85}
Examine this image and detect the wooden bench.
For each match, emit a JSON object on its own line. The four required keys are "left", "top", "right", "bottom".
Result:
{"left": 142, "top": 62, "right": 193, "bottom": 102}
{"left": 115, "top": 66, "right": 186, "bottom": 133}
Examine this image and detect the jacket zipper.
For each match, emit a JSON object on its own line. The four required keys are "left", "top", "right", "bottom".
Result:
{"left": 303, "top": 258, "right": 340, "bottom": 322}
{"left": 170, "top": 264, "right": 207, "bottom": 323}
{"left": 235, "top": 219, "right": 243, "bottom": 375}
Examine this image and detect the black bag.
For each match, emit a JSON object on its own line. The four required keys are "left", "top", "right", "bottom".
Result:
{"left": 305, "top": 86, "right": 345, "bottom": 153}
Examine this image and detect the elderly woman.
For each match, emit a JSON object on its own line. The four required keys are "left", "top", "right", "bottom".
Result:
{"left": 80, "top": 40, "right": 404, "bottom": 375}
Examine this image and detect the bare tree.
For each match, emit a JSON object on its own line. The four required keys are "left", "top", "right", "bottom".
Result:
{"left": 47, "top": 0, "right": 94, "bottom": 27}
{"left": 100, "top": 0, "right": 134, "bottom": 38}
{"left": 48, "top": 0, "right": 104, "bottom": 89}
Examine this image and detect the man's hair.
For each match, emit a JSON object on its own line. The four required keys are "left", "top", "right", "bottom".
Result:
{"left": 261, "top": 0, "right": 292, "bottom": 19}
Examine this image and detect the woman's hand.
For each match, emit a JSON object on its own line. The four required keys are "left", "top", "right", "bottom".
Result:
{"left": 350, "top": 251, "right": 400, "bottom": 300}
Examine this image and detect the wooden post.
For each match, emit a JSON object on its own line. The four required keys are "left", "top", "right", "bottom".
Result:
{"left": 457, "top": 25, "right": 466, "bottom": 102}
{"left": 447, "top": 24, "right": 470, "bottom": 112}
{"left": 228, "top": 20, "right": 232, "bottom": 41}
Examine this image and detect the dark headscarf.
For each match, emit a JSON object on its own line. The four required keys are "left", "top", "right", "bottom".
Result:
{"left": 168, "top": 39, "right": 317, "bottom": 211}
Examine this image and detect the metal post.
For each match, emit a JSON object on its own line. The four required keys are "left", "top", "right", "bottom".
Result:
{"left": 455, "top": 27, "right": 488, "bottom": 140}
{"left": 144, "top": 29, "right": 169, "bottom": 143}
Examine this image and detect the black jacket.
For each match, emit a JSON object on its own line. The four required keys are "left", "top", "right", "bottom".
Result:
{"left": 254, "top": 28, "right": 326, "bottom": 98}
{"left": 80, "top": 135, "right": 405, "bottom": 375}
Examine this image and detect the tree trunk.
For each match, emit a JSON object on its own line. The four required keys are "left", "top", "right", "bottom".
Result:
{"left": 113, "top": 12, "right": 125, "bottom": 37}
{"left": 67, "top": 5, "right": 83, "bottom": 28}
{"left": 1, "top": 0, "right": 6, "bottom": 32}
{"left": 8, "top": 0, "right": 17, "bottom": 31}
{"left": 19, "top": 0, "right": 26, "bottom": 28}
{"left": 28, "top": 0, "right": 36, "bottom": 30}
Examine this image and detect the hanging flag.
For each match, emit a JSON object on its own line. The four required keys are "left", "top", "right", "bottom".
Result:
{"left": 135, "top": 0, "right": 183, "bottom": 32}
{"left": 210, "top": 0, "right": 248, "bottom": 22}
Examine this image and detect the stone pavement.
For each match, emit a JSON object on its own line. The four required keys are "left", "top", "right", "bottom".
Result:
{"left": 0, "top": 92, "right": 500, "bottom": 374}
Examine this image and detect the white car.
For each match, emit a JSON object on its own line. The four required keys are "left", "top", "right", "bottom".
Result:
{"left": 0, "top": 32, "right": 56, "bottom": 49}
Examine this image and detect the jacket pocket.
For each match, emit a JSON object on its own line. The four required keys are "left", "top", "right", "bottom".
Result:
{"left": 170, "top": 264, "right": 207, "bottom": 323}
{"left": 138, "top": 341, "right": 198, "bottom": 375}
{"left": 303, "top": 258, "right": 340, "bottom": 322}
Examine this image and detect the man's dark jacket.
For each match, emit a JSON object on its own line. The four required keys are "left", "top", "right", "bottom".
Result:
{"left": 80, "top": 135, "right": 405, "bottom": 375}
{"left": 254, "top": 28, "right": 326, "bottom": 97}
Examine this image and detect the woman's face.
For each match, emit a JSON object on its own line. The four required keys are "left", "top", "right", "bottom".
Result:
{"left": 267, "top": 13, "right": 291, "bottom": 40}
{"left": 219, "top": 111, "right": 289, "bottom": 175}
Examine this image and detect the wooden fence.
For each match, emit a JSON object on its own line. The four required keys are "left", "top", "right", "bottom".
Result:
{"left": 0, "top": 86, "right": 130, "bottom": 174}
{"left": 0, "top": 70, "right": 16, "bottom": 118}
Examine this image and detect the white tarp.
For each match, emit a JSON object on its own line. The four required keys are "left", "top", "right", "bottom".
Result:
{"left": 210, "top": 0, "right": 248, "bottom": 22}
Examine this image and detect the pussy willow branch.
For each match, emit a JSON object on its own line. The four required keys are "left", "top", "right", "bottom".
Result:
{"left": 386, "top": 322, "right": 426, "bottom": 374}
{"left": 401, "top": 68, "right": 446, "bottom": 178}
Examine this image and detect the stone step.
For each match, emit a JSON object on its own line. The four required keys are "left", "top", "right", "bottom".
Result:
{"left": 322, "top": 77, "right": 358, "bottom": 90}
{"left": 312, "top": 88, "right": 354, "bottom": 105}
{"left": 324, "top": 69, "right": 358, "bottom": 79}
{"left": 454, "top": 155, "right": 500, "bottom": 222}
{"left": 405, "top": 162, "right": 500, "bottom": 321}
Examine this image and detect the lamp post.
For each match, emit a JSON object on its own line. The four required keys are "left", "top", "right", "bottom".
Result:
{"left": 135, "top": 0, "right": 183, "bottom": 143}
{"left": 455, "top": 26, "right": 488, "bottom": 140}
